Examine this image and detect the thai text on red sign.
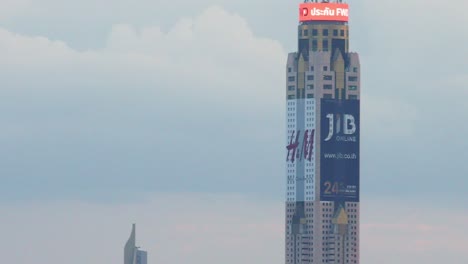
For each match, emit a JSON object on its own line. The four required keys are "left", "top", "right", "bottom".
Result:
{"left": 299, "top": 3, "right": 349, "bottom": 22}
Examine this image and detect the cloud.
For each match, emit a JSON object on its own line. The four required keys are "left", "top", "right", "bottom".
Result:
{"left": 1, "top": 6, "right": 286, "bottom": 106}
{"left": 0, "top": 6, "right": 287, "bottom": 201}
{"left": 0, "top": 2, "right": 467, "bottom": 204}
{"left": 0, "top": 0, "right": 297, "bottom": 51}
{"left": 0, "top": 27, "right": 77, "bottom": 66}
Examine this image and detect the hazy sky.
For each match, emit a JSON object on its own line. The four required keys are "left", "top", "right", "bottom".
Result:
{"left": 0, "top": 0, "right": 467, "bottom": 263}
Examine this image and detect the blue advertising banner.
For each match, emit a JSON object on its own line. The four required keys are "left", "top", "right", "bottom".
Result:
{"left": 320, "top": 99, "right": 360, "bottom": 202}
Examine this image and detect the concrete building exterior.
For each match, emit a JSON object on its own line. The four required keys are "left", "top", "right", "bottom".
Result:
{"left": 136, "top": 250, "right": 147, "bottom": 264}
{"left": 285, "top": 1, "right": 360, "bottom": 264}
{"left": 124, "top": 224, "right": 148, "bottom": 264}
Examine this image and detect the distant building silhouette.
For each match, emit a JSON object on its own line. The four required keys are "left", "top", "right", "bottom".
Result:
{"left": 124, "top": 224, "right": 148, "bottom": 264}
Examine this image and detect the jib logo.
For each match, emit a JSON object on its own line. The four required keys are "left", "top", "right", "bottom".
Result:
{"left": 324, "top": 113, "right": 356, "bottom": 142}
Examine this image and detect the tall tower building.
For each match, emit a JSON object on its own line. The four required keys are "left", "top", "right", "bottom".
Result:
{"left": 285, "top": 1, "right": 360, "bottom": 264}
{"left": 124, "top": 224, "right": 148, "bottom": 264}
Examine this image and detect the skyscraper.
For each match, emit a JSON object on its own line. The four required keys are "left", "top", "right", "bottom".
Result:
{"left": 124, "top": 224, "right": 148, "bottom": 264}
{"left": 285, "top": 1, "right": 360, "bottom": 264}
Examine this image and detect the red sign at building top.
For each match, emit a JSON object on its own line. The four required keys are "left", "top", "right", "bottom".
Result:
{"left": 299, "top": 3, "right": 349, "bottom": 22}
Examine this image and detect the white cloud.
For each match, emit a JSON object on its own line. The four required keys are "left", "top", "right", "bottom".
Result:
{"left": 0, "top": 27, "right": 77, "bottom": 66}
{"left": 0, "top": 6, "right": 288, "bottom": 201}
{"left": 0, "top": 6, "right": 286, "bottom": 109}
{"left": 0, "top": 5, "right": 288, "bottom": 131}
{"left": 0, "top": 0, "right": 467, "bottom": 209}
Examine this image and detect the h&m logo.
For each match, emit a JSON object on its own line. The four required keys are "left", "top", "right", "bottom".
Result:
{"left": 286, "top": 129, "right": 315, "bottom": 163}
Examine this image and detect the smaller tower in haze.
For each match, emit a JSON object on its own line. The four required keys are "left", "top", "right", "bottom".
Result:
{"left": 124, "top": 224, "right": 148, "bottom": 264}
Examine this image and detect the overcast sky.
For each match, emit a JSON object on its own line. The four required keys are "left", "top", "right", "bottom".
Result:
{"left": 0, "top": 0, "right": 467, "bottom": 263}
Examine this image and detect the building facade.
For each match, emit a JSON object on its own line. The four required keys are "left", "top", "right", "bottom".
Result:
{"left": 136, "top": 250, "right": 147, "bottom": 264}
{"left": 285, "top": 1, "right": 360, "bottom": 264}
{"left": 124, "top": 224, "right": 148, "bottom": 264}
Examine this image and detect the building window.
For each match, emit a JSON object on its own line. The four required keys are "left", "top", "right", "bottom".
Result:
{"left": 324, "top": 84, "right": 332, "bottom": 90}
{"left": 323, "top": 66, "right": 328, "bottom": 71}
{"left": 288, "top": 85, "right": 295, "bottom": 91}
{"left": 323, "top": 29, "right": 329, "bottom": 36}
{"left": 288, "top": 95, "right": 295, "bottom": 99}
{"left": 348, "top": 85, "right": 357, "bottom": 91}
{"left": 304, "top": 29, "right": 309, "bottom": 36}
{"left": 307, "top": 84, "right": 314, "bottom": 90}
{"left": 349, "top": 95, "right": 358, "bottom": 100}
{"left": 353, "top": 67, "right": 358, "bottom": 73}
{"left": 312, "top": 29, "right": 318, "bottom": 36}
{"left": 311, "top": 66, "right": 314, "bottom": 71}
{"left": 288, "top": 67, "right": 292, "bottom": 73}
{"left": 323, "top": 75, "right": 332, "bottom": 80}
{"left": 323, "top": 94, "right": 332, "bottom": 99}
{"left": 322, "top": 39, "right": 329, "bottom": 51}
{"left": 307, "top": 75, "right": 314, "bottom": 81}
{"left": 312, "top": 39, "right": 318, "bottom": 51}
{"left": 307, "top": 94, "right": 314, "bottom": 98}
{"left": 348, "top": 76, "right": 358, "bottom": 82}
{"left": 333, "top": 29, "right": 338, "bottom": 36}
{"left": 340, "top": 30, "right": 345, "bottom": 37}
{"left": 288, "top": 76, "right": 296, "bottom": 82}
